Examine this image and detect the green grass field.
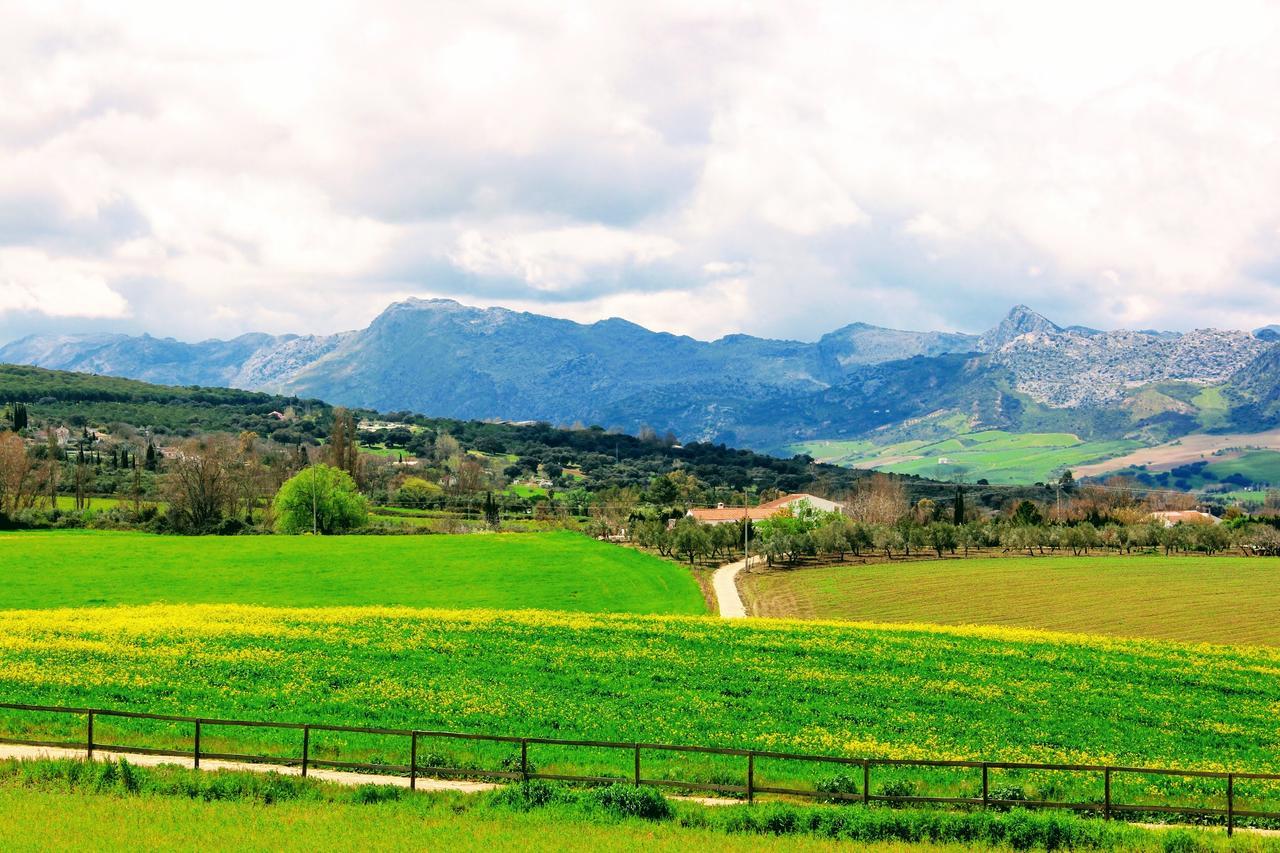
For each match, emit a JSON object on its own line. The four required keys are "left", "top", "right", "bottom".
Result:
{"left": 738, "top": 554, "right": 1280, "bottom": 646}
{"left": 0, "top": 784, "right": 854, "bottom": 853}
{"left": 0, "top": 759, "right": 1238, "bottom": 852}
{"left": 0, "top": 531, "right": 703, "bottom": 615}
{"left": 790, "top": 431, "right": 1140, "bottom": 484}
{"left": 1, "top": 604, "right": 1278, "bottom": 791}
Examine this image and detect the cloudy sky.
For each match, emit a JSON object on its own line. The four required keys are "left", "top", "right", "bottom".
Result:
{"left": 2, "top": 1, "right": 1279, "bottom": 345}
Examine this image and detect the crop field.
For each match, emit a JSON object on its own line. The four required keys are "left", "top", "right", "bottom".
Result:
{"left": 0, "top": 531, "right": 703, "bottom": 615}
{"left": 0, "top": 603, "right": 1278, "bottom": 814}
{"left": 737, "top": 555, "right": 1280, "bottom": 646}
{"left": 1073, "top": 429, "right": 1280, "bottom": 479}
{"left": 790, "top": 431, "right": 1140, "bottom": 484}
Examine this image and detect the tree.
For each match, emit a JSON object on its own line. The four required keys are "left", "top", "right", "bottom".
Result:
{"left": 483, "top": 491, "right": 500, "bottom": 529}
{"left": 953, "top": 487, "right": 966, "bottom": 525}
{"left": 0, "top": 432, "right": 37, "bottom": 516}
{"left": 43, "top": 426, "right": 60, "bottom": 507}
{"left": 926, "top": 522, "right": 956, "bottom": 557}
{"left": 670, "top": 516, "right": 711, "bottom": 565}
{"left": 327, "top": 408, "right": 360, "bottom": 481}
{"left": 163, "top": 436, "right": 237, "bottom": 532}
{"left": 845, "top": 473, "right": 907, "bottom": 524}
{"left": 1011, "top": 500, "right": 1043, "bottom": 526}
{"left": 274, "top": 464, "right": 368, "bottom": 535}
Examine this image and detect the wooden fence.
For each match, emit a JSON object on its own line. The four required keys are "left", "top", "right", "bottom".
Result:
{"left": 1, "top": 701, "right": 1277, "bottom": 835}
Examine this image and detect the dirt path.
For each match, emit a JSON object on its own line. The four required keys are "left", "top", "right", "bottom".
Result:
{"left": 713, "top": 556, "right": 755, "bottom": 618}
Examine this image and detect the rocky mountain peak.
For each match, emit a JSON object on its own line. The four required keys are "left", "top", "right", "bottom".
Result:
{"left": 979, "top": 305, "right": 1063, "bottom": 351}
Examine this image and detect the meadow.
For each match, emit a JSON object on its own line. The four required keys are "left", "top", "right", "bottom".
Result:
{"left": 790, "top": 431, "right": 1139, "bottom": 485}
{"left": 737, "top": 554, "right": 1280, "bottom": 646}
{"left": 0, "top": 531, "right": 704, "bottom": 615}
{"left": 1, "top": 603, "right": 1278, "bottom": 814}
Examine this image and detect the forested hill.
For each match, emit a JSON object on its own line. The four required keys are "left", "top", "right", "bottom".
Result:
{"left": 0, "top": 363, "right": 1053, "bottom": 508}
{"left": 0, "top": 364, "right": 332, "bottom": 438}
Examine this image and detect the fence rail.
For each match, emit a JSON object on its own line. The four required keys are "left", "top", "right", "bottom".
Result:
{"left": 1, "top": 701, "right": 1277, "bottom": 835}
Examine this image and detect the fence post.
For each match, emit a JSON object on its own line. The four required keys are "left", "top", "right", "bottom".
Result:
{"left": 410, "top": 732, "right": 418, "bottom": 791}
{"left": 301, "top": 725, "right": 310, "bottom": 778}
{"left": 982, "top": 763, "right": 989, "bottom": 808}
{"left": 863, "top": 760, "right": 870, "bottom": 805}
{"left": 1104, "top": 767, "right": 1111, "bottom": 820}
{"left": 633, "top": 744, "right": 641, "bottom": 787}
{"left": 86, "top": 711, "right": 94, "bottom": 761}
{"left": 520, "top": 739, "right": 528, "bottom": 785}
{"left": 747, "top": 752, "right": 754, "bottom": 804}
{"left": 1227, "top": 773, "right": 1234, "bottom": 837}
{"left": 194, "top": 721, "right": 201, "bottom": 769}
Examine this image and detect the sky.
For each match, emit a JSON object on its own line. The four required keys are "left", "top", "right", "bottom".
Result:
{"left": 2, "top": 1, "right": 1279, "bottom": 345}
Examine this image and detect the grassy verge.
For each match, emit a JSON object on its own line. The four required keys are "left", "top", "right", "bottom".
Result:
{"left": 1, "top": 758, "right": 1265, "bottom": 852}
{"left": 737, "top": 554, "right": 1280, "bottom": 645}
{"left": 0, "top": 530, "right": 704, "bottom": 615}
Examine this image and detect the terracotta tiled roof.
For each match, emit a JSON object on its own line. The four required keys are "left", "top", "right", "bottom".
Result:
{"left": 687, "top": 494, "right": 820, "bottom": 523}
{"left": 687, "top": 506, "right": 776, "bottom": 523}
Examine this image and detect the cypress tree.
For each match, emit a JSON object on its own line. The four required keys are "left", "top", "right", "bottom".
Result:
{"left": 483, "top": 491, "right": 500, "bottom": 528}
{"left": 953, "top": 486, "right": 965, "bottom": 525}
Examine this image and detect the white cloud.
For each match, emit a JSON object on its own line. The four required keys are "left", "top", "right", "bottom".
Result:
{"left": 0, "top": 250, "right": 129, "bottom": 318}
{"left": 448, "top": 226, "right": 679, "bottom": 292}
{"left": 2, "top": 0, "right": 1280, "bottom": 344}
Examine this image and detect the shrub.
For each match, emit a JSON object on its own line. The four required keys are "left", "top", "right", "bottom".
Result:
{"left": 590, "top": 784, "right": 673, "bottom": 821}
{"left": 489, "top": 779, "right": 565, "bottom": 811}
{"left": 815, "top": 771, "right": 861, "bottom": 803}
{"left": 876, "top": 778, "right": 917, "bottom": 804}
{"left": 351, "top": 784, "right": 404, "bottom": 805}
{"left": 989, "top": 784, "right": 1028, "bottom": 811}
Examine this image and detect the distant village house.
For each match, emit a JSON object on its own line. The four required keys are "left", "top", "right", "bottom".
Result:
{"left": 687, "top": 493, "right": 842, "bottom": 525}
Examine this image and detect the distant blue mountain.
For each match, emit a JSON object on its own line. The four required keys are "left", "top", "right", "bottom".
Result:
{"left": 2, "top": 299, "right": 1275, "bottom": 450}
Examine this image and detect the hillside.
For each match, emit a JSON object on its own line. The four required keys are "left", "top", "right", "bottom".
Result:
{"left": 2, "top": 363, "right": 1067, "bottom": 505}
{"left": 0, "top": 363, "right": 330, "bottom": 438}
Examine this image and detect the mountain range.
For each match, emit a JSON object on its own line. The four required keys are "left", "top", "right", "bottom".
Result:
{"left": 2, "top": 299, "right": 1277, "bottom": 453}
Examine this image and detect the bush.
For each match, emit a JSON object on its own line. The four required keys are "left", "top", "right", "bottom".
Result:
{"left": 590, "top": 783, "right": 673, "bottom": 821}
{"left": 876, "top": 778, "right": 917, "bottom": 804}
{"left": 815, "top": 771, "right": 861, "bottom": 803}
{"left": 489, "top": 779, "right": 565, "bottom": 811}
{"left": 989, "top": 784, "right": 1028, "bottom": 811}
